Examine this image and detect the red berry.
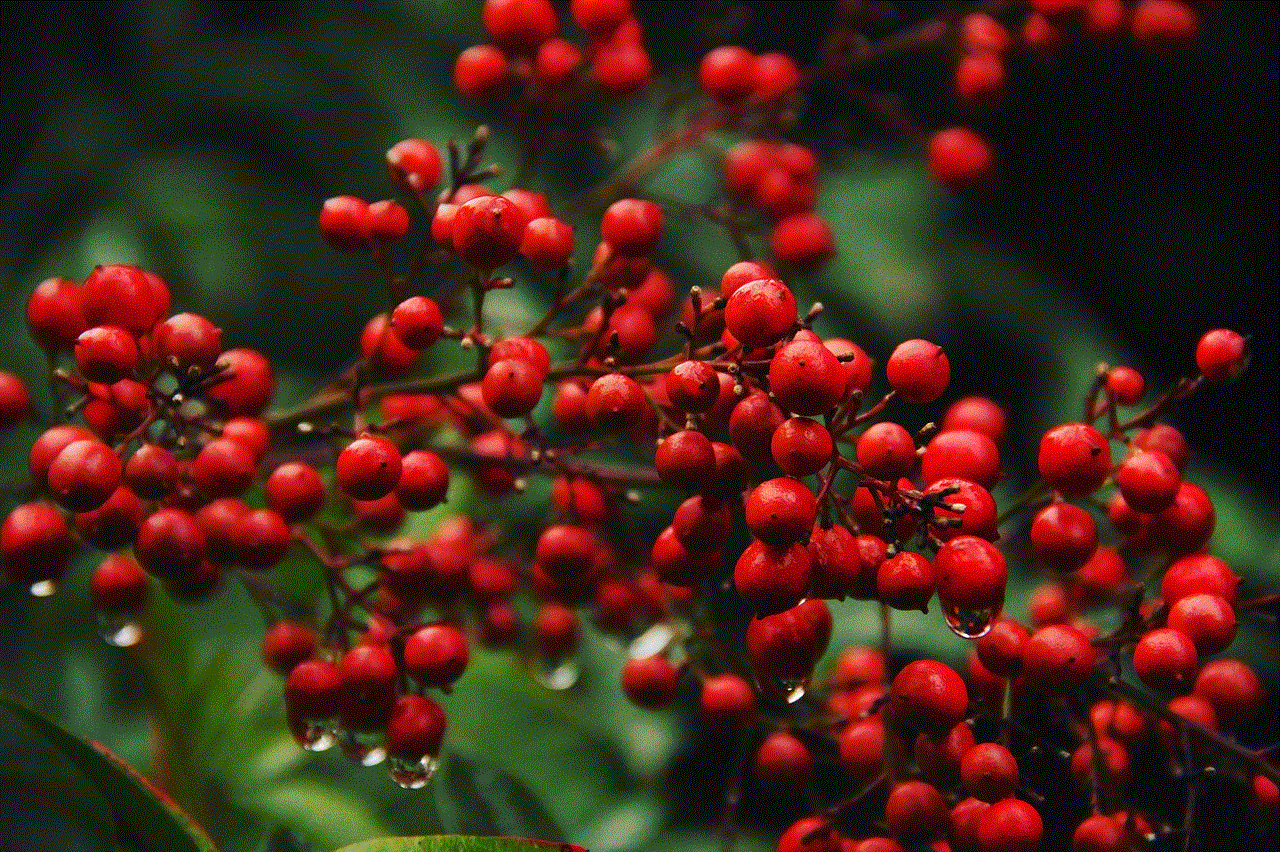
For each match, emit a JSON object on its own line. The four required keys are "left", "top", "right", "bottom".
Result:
{"left": 601, "top": 198, "right": 663, "bottom": 256}
{"left": 453, "top": 195, "right": 529, "bottom": 270}
{"left": 1194, "top": 328, "right": 1249, "bottom": 383}
{"left": 771, "top": 416, "right": 833, "bottom": 478}
{"left": 206, "top": 348, "right": 274, "bottom": 417}
{"left": 591, "top": 36, "right": 652, "bottom": 98}
{"left": 1030, "top": 502, "right": 1098, "bottom": 572}
{"left": 336, "top": 435, "right": 403, "bottom": 501}
{"left": 1069, "top": 737, "right": 1130, "bottom": 789}
{"left": 285, "top": 659, "right": 343, "bottom": 722}
{"left": 81, "top": 264, "right": 166, "bottom": 333}
{"left": 769, "top": 212, "right": 835, "bottom": 269}
{"left": 404, "top": 623, "right": 470, "bottom": 689}
{"left": 699, "top": 45, "right": 755, "bottom": 102}
{"left": 454, "top": 44, "right": 509, "bottom": 100}
{"left": 124, "top": 443, "right": 180, "bottom": 499}
{"left": 1133, "top": 627, "right": 1199, "bottom": 692}
{"left": 395, "top": 450, "right": 450, "bottom": 512}
{"left": 885, "top": 780, "right": 949, "bottom": 845}
{"left": 318, "top": 195, "right": 372, "bottom": 252}
{"left": 724, "top": 277, "right": 797, "bottom": 348}
{"left": 1167, "top": 593, "right": 1236, "bottom": 656}
{"left": 746, "top": 599, "right": 832, "bottom": 685}
{"left": 886, "top": 339, "right": 950, "bottom": 404}
{"left": 621, "top": 655, "right": 680, "bottom": 710}
{"left": 665, "top": 360, "right": 721, "bottom": 414}
{"left": 191, "top": 436, "right": 257, "bottom": 499}
{"left": 534, "top": 37, "right": 582, "bottom": 87}
{"left": 74, "top": 485, "right": 142, "bottom": 551}
{"left": 926, "top": 477, "right": 999, "bottom": 542}
{"left": 262, "top": 621, "right": 317, "bottom": 676}
{"left": 520, "top": 216, "right": 575, "bottom": 268}
{"left": 1154, "top": 480, "right": 1215, "bottom": 554}
{"left": 943, "top": 395, "right": 1007, "bottom": 443}
{"left": 769, "top": 337, "right": 846, "bottom": 416}
{"left": 1021, "top": 624, "right": 1097, "bottom": 694}
{"left": 570, "top": 0, "right": 630, "bottom": 36}
{"left": 482, "top": 0, "right": 556, "bottom": 54}
{"left": 1115, "top": 449, "right": 1180, "bottom": 513}
{"left": 824, "top": 337, "right": 875, "bottom": 397}
{"left": 654, "top": 429, "right": 716, "bottom": 492}
{"left": 75, "top": 325, "right": 138, "bottom": 384}
{"left": 777, "top": 816, "right": 839, "bottom": 852}
{"left": 754, "top": 729, "right": 813, "bottom": 790}
{"left": 46, "top": 438, "right": 122, "bottom": 513}
{"left": 386, "top": 138, "right": 443, "bottom": 194}
{"left": 890, "top": 660, "right": 969, "bottom": 737}
{"left": 735, "top": 539, "right": 812, "bottom": 615}
{"left": 856, "top": 421, "right": 917, "bottom": 481}
{"left": 1131, "top": 0, "right": 1200, "bottom": 51}
{"left": 961, "top": 742, "right": 1019, "bottom": 803}
{"left": 975, "top": 797, "right": 1043, "bottom": 852}
{"left": 1193, "top": 658, "right": 1263, "bottom": 727}
{"left": 954, "top": 51, "right": 1006, "bottom": 110}
{"left": 1104, "top": 366, "right": 1145, "bottom": 405}
{"left": 265, "top": 461, "right": 326, "bottom": 523}
{"left": 2, "top": 502, "right": 75, "bottom": 589}
{"left": 928, "top": 127, "right": 994, "bottom": 193}
{"left": 481, "top": 357, "right": 545, "bottom": 418}
{"left": 26, "top": 277, "right": 88, "bottom": 351}
{"left": 921, "top": 429, "right": 1001, "bottom": 490}
{"left": 535, "top": 523, "right": 597, "bottom": 582}
{"left": 585, "top": 372, "right": 647, "bottom": 432}
{"left": 752, "top": 51, "right": 800, "bottom": 100}
{"left": 699, "top": 673, "right": 756, "bottom": 729}
{"left": 745, "top": 477, "right": 818, "bottom": 547}
{"left": 1038, "top": 423, "right": 1112, "bottom": 497}
{"left": 975, "top": 618, "right": 1029, "bottom": 677}
{"left": 384, "top": 694, "right": 447, "bottom": 764}
{"left": 809, "top": 527, "right": 884, "bottom": 600}
{"left": 134, "top": 508, "right": 206, "bottom": 579}
{"left": 877, "top": 551, "right": 936, "bottom": 612}
{"left": 1161, "top": 552, "right": 1239, "bottom": 605}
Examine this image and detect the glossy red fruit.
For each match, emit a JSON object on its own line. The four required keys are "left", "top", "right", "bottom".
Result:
{"left": 856, "top": 422, "right": 917, "bottom": 481}
{"left": 601, "top": 198, "right": 663, "bottom": 256}
{"left": 886, "top": 339, "right": 950, "bottom": 404}
{"left": 384, "top": 694, "right": 447, "bottom": 764}
{"left": 665, "top": 360, "right": 722, "bottom": 414}
{"left": 754, "top": 729, "right": 813, "bottom": 790}
{"left": 769, "top": 337, "right": 846, "bottom": 416}
{"left": 75, "top": 325, "right": 138, "bottom": 384}
{"left": 134, "top": 508, "right": 206, "bottom": 579}
{"left": 2, "top": 502, "right": 75, "bottom": 589}
{"left": 1115, "top": 449, "right": 1180, "bottom": 513}
{"left": 454, "top": 44, "right": 509, "bottom": 100}
{"left": 735, "top": 539, "right": 812, "bottom": 615}
{"left": 699, "top": 672, "right": 756, "bottom": 730}
{"left": 26, "top": 277, "right": 88, "bottom": 351}
{"left": 390, "top": 296, "right": 444, "bottom": 350}
{"left": 46, "top": 438, "right": 122, "bottom": 512}
{"left": 746, "top": 599, "right": 832, "bottom": 685}
{"left": 336, "top": 435, "right": 403, "bottom": 501}
{"left": 1167, "top": 593, "right": 1236, "bottom": 656}
{"left": 1029, "top": 502, "right": 1098, "bottom": 572}
{"left": 1194, "top": 328, "right": 1248, "bottom": 383}
{"left": 81, "top": 264, "right": 167, "bottom": 333}
{"left": 890, "top": 660, "right": 968, "bottom": 736}
{"left": 777, "top": 816, "right": 839, "bottom": 852}
{"left": 452, "top": 195, "right": 529, "bottom": 270}
{"left": 877, "top": 551, "right": 935, "bottom": 613}
{"left": 261, "top": 621, "right": 317, "bottom": 676}
{"left": 723, "top": 277, "right": 796, "bottom": 348}
{"left": 654, "top": 429, "right": 716, "bottom": 492}
{"left": 386, "top": 138, "right": 443, "bottom": 194}
{"left": 921, "top": 429, "right": 1001, "bottom": 489}
{"left": 404, "top": 624, "right": 470, "bottom": 689}
{"left": 621, "top": 655, "right": 680, "bottom": 710}
{"left": 265, "top": 461, "right": 327, "bottom": 523}
{"left": 975, "top": 797, "right": 1043, "bottom": 852}
{"left": 395, "top": 450, "right": 450, "bottom": 512}
{"left": 771, "top": 416, "right": 833, "bottom": 478}
{"left": 928, "top": 127, "right": 994, "bottom": 193}
{"left": 769, "top": 213, "right": 835, "bottom": 269}
{"left": 885, "top": 780, "right": 949, "bottom": 845}
{"left": 1021, "top": 624, "right": 1097, "bottom": 694}
{"left": 744, "top": 477, "right": 817, "bottom": 547}
{"left": 1038, "top": 423, "right": 1112, "bottom": 497}
{"left": 585, "top": 372, "right": 647, "bottom": 432}
{"left": 318, "top": 195, "right": 372, "bottom": 251}
{"left": 1133, "top": 627, "right": 1198, "bottom": 692}
{"left": 961, "top": 742, "right": 1019, "bottom": 802}
{"left": 482, "top": 0, "right": 556, "bottom": 54}
{"left": 520, "top": 216, "right": 575, "bottom": 268}
{"left": 206, "top": 348, "right": 275, "bottom": 417}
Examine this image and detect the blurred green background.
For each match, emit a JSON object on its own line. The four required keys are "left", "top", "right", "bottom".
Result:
{"left": 1, "top": 2, "right": 1276, "bottom": 851}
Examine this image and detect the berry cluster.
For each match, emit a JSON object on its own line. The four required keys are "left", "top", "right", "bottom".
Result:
{"left": 1, "top": 1, "right": 1274, "bottom": 850}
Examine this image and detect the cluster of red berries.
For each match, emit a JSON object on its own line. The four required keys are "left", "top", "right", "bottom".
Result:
{"left": 1, "top": 1, "right": 1274, "bottom": 850}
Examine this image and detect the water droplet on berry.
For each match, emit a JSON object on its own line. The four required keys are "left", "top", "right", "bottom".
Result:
{"left": 292, "top": 718, "right": 336, "bottom": 752}
{"left": 940, "top": 601, "right": 1000, "bottom": 639}
{"left": 538, "top": 656, "right": 580, "bottom": 690}
{"left": 338, "top": 728, "right": 386, "bottom": 766}
{"left": 780, "top": 677, "right": 809, "bottom": 704}
{"left": 628, "top": 623, "right": 675, "bottom": 659}
{"left": 29, "top": 579, "right": 57, "bottom": 597}
{"left": 97, "top": 612, "right": 142, "bottom": 647}
{"left": 389, "top": 754, "right": 439, "bottom": 789}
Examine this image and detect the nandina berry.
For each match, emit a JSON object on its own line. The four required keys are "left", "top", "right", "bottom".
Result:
{"left": 285, "top": 659, "right": 343, "bottom": 722}
{"left": 386, "top": 138, "right": 443, "bottom": 194}
{"left": 228, "top": 508, "right": 291, "bottom": 569}
{"left": 744, "top": 477, "right": 817, "bottom": 547}
{"left": 650, "top": 525, "right": 721, "bottom": 587}
{"left": 591, "top": 37, "right": 653, "bottom": 98}
{"left": 771, "top": 416, "right": 833, "bottom": 478}
{"left": 915, "top": 721, "right": 975, "bottom": 787}
{"left": 885, "top": 780, "right": 950, "bottom": 845}
{"left": 2, "top": 502, "right": 74, "bottom": 589}
{"left": 452, "top": 195, "right": 529, "bottom": 270}
{"left": 1038, "top": 423, "right": 1112, "bottom": 497}
{"left": 26, "top": 276, "right": 88, "bottom": 351}
{"left": 723, "top": 277, "right": 796, "bottom": 348}
{"left": 535, "top": 523, "right": 597, "bottom": 581}
{"left": 1071, "top": 813, "right": 1128, "bottom": 852}
{"left": 261, "top": 621, "right": 317, "bottom": 677}
{"left": 75, "top": 325, "right": 138, "bottom": 384}
{"left": 823, "top": 337, "right": 875, "bottom": 397}
{"left": 974, "top": 618, "right": 1029, "bottom": 677}
{"left": 1167, "top": 593, "right": 1236, "bottom": 656}
{"left": 124, "top": 442, "right": 180, "bottom": 499}
{"left": 621, "top": 655, "right": 679, "bottom": 710}
{"left": 336, "top": 435, "right": 403, "bottom": 501}
{"left": 317, "top": 195, "right": 372, "bottom": 251}
{"left": 601, "top": 198, "right": 663, "bottom": 256}
{"left": 1193, "top": 658, "right": 1263, "bottom": 727}
{"left": 1133, "top": 627, "right": 1199, "bottom": 692}
{"left": 809, "top": 526, "right": 885, "bottom": 600}
{"left": 134, "top": 508, "right": 206, "bottom": 579}
{"left": 154, "top": 312, "right": 223, "bottom": 375}
{"left": 46, "top": 438, "right": 122, "bottom": 513}
{"left": 889, "top": 660, "right": 969, "bottom": 737}
{"left": 552, "top": 475, "right": 610, "bottom": 525}
{"left": 585, "top": 372, "right": 647, "bottom": 432}
{"left": 404, "top": 623, "right": 470, "bottom": 689}
{"left": 534, "top": 602, "right": 579, "bottom": 657}
{"left": 943, "top": 395, "right": 1007, "bottom": 443}
{"left": 481, "top": 0, "right": 556, "bottom": 54}
{"left": 753, "top": 729, "right": 812, "bottom": 791}
{"left": 394, "top": 450, "right": 449, "bottom": 512}
{"left": 769, "top": 213, "right": 835, "bottom": 269}
{"left": 886, "top": 338, "right": 950, "bottom": 404}
{"left": 265, "top": 461, "right": 326, "bottom": 523}
{"left": 1104, "top": 365, "right": 1145, "bottom": 405}
{"left": 534, "top": 37, "right": 581, "bottom": 87}
{"left": 838, "top": 716, "right": 887, "bottom": 783}
{"left": 698, "top": 673, "right": 756, "bottom": 729}
{"left": 921, "top": 429, "right": 1001, "bottom": 490}
{"left": 1070, "top": 737, "right": 1130, "bottom": 790}
{"left": 191, "top": 436, "right": 258, "bottom": 498}
{"left": 481, "top": 357, "right": 545, "bottom": 417}
{"left": 454, "top": 44, "right": 509, "bottom": 100}
{"left": 698, "top": 44, "right": 755, "bottom": 102}
{"left": 519, "top": 216, "right": 575, "bottom": 268}
{"left": 928, "top": 127, "right": 994, "bottom": 193}
{"left": 1160, "top": 552, "right": 1239, "bottom": 605}
{"left": 925, "top": 477, "right": 999, "bottom": 542}
{"left": 390, "top": 296, "right": 444, "bottom": 350}
{"left": 1115, "top": 449, "right": 1180, "bottom": 513}
{"left": 975, "top": 797, "right": 1043, "bottom": 852}
{"left": 1195, "top": 328, "right": 1248, "bottom": 383}
{"left": 665, "top": 359, "right": 721, "bottom": 414}
{"left": 728, "top": 391, "right": 786, "bottom": 463}
{"left": 89, "top": 553, "right": 148, "bottom": 615}
{"left": 570, "top": 0, "right": 630, "bottom": 36}
{"left": 1029, "top": 501, "right": 1098, "bottom": 572}
{"left": 195, "top": 498, "right": 251, "bottom": 565}
{"left": 752, "top": 51, "right": 800, "bottom": 100}
{"left": 735, "top": 539, "right": 812, "bottom": 615}
{"left": 960, "top": 742, "right": 1020, "bottom": 802}
{"left": 777, "top": 816, "right": 839, "bottom": 852}
{"left": 206, "top": 348, "right": 274, "bottom": 417}
{"left": 654, "top": 429, "right": 716, "bottom": 492}
{"left": 74, "top": 486, "right": 143, "bottom": 551}
{"left": 1131, "top": 0, "right": 1200, "bottom": 51}
{"left": 1021, "top": 624, "right": 1096, "bottom": 694}
{"left": 81, "top": 264, "right": 167, "bottom": 333}
{"left": 856, "top": 421, "right": 917, "bottom": 480}
{"left": 1154, "top": 480, "right": 1215, "bottom": 554}
{"left": 367, "top": 200, "right": 410, "bottom": 243}
{"left": 950, "top": 796, "right": 992, "bottom": 852}
{"left": 954, "top": 50, "right": 1006, "bottom": 109}
{"left": 769, "top": 337, "right": 846, "bottom": 416}
{"left": 746, "top": 599, "right": 832, "bottom": 684}
{"left": 877, "top": 551, "right": 936, "bottom": 613}
{"left": 384, "top": 694, "right": 447, "bottom": 765}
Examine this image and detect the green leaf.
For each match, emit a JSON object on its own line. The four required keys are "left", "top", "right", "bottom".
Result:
{"left": 0, "top": 692, "right": 216, "bottom": 852}
{"left": 336, "top": 838, "right": 587, "bottom": 852}
{"left": 433, "top": 748, "right": 564, "bottom": 839}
